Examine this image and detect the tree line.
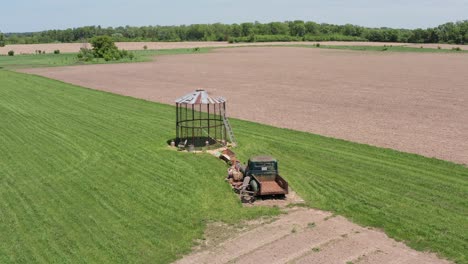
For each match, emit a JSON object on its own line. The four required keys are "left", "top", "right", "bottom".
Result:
{"left": 1, "top": 20, "right": 467, "bottom": 45}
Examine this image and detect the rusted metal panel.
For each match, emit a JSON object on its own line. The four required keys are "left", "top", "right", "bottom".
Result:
{"left": 260, "top": 181, "right": 287, "bottom": 195}
{"left": 222, "top": 148, "right": 236, "bottom": 158}
{"left": 249, "top": 156, "right": 276, "bottom": 162}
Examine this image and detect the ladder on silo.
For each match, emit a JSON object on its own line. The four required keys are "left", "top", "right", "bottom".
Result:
{"left": 220, "top": 108, "right": 237, "bottom": 146}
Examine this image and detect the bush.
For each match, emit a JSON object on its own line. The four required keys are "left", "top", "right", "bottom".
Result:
{"left": 103, "top": 53, "right": 113, "bottom": 61}
{"left": 77, "top": 47, "right": 94, "bottom": 61}
{"left": 247, "top": 34, "right": 256, "bottom": 42}
{"left": 54, "top": 49, "right": 60, "bottom": 54}
{"left": 90, "top": 36, "right": 119, "bottom": 58}
{"left": 8, "top": 50, "right": 14, "bottom": 56}
{"left": 452, "top": 47, "right": 461, "bottom": 51}
{"left": 316, "top": 43, "right": 320, "bottom": 47}
{"left": 192, "top": 47, "right": 200, "bottom": 52}
{"left": 118, "top": 49, "right": 134, "bottom": 60}
{"left": 143, "top": 45, "right": 148, "bottom": 50}
{"left": 77, "top": 36, "right": 134, "bottom": 62}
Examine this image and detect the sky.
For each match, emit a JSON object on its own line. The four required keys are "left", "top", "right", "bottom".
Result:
{"left": 1, "top": 0, "right": 467, "bottom": 33}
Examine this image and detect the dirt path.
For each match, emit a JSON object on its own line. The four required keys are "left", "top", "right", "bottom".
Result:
{"left": 22, "top": 47, "right": 468, "bottom": 165}
{"left": 2, "top": 41, "right": 466, "bottom": 54}
{"left": 175, "top": 207, "right": 450, "bottom": 264}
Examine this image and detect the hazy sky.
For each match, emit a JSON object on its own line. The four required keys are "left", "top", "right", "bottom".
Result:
{"left": 2, "top": 0, "right": 467, "bottom": 32}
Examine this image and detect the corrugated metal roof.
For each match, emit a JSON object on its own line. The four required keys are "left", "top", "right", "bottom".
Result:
{"left": 175, "top": 89, "right": 226, "bottom": 104}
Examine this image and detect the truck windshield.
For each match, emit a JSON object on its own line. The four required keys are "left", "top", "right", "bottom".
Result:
{"left": 250, "top": 162, "right": 276, "bottom": 173}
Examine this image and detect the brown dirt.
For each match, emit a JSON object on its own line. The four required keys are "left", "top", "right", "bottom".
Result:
{"left": 2, "top": 41, "right": 466, "bottom": 55}
{"left": 22, "top": 46, "right": 468, "bottom": 165}
{"left": 174, "top": 207, "right": 451, "bottom": 264}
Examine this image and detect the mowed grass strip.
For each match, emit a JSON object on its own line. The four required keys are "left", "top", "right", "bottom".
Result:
{"left": 0, "top": 48, "right": 211, "bottom": 69}
{"left": 294, "top": 44, "right": 468, "bottom": 53}
{"left": 0, "top": 71, "right": 467, "bottom": 263}
{"left": 0, "top": 71, "right": 276, "bottom": 263}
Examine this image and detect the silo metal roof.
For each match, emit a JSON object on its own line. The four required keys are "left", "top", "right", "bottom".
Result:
{"left": 175, "top": 89, "right": 226, "bottom": 104}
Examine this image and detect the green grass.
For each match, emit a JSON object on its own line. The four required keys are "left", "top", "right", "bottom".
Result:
{"left": 231, "top": 120, "right": 467, "bottom": 263}
{"left": 1, "top": 70, "right": 467, "bottom": 263}
{"left": 290, "top": 44, "right": 468, "bottom": 53}
{"left": 0, "top": 70, "right": 276, "bottom": 263}
{"left": 0, "top": 48, "right": 211, "bottom": 69}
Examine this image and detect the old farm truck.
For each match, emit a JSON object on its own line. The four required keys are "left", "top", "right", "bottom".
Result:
{"left": 227, "top": 154, "right": 289, "bottom": 203}
{"left": 244, "top": 156, "right": 288, "bottom": 195}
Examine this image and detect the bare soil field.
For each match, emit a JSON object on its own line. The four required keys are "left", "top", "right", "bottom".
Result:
{"left": 2, "top": 41, "right": 467, "bottom": 55}
{"left": 175, "top": 207, "right": 451, "bottom": 264}
{"left": 22, "top": 47, "right": 468, "bottom": 165}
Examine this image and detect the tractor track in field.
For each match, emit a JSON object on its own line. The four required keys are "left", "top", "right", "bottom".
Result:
{"left": 174, "top": 207, "right": 451, "bottom": 264}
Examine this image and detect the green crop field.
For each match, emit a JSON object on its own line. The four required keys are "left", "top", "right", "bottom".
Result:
{"left": 1, "top": 70, "right": 467, "bottom": 263}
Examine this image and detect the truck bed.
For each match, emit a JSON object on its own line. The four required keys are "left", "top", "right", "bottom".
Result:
{"left": 260, "top": 181, "right": 287, "bottom": 195}
{"left": 253, "top": 175, "right": 289, "bottom": 196}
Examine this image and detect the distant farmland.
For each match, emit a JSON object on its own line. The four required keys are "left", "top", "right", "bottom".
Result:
{"left": 1, "top": 41, "right": 467, "bottom": 55}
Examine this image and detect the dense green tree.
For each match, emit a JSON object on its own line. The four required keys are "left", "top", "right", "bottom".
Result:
{"left": 343, "top": 24, "right": 358, "bottom": 36}
{"left": 305, "top": 21, "right": 319, "bottom": 35}
{"left": 289, "top": 20, "right": 306, "bottom": 36}
{"left": 90, "top": 35, "right": 119, "bottom": 59}
{"left": 269, "top": 22, "right": 289, "bottom": 35}
{"left": 252, "top": 21, "right": 268, "bottom": 35}
{"left": 230, "top": 24, "right": 242, "bottom": 37}
{"left": 0, "top": 32, "right": 5, "bottom": 47}
{"left": 88, "top": 36, "right": 131, "bottom": 61}
{"left": 186, "top": 24, "right": 205, "bottom": 40}
{"left": 2, "top": 20, "right": 467, "bottom": 45}
{"left": 240, "top": 22, "right": 254, "bottom": 37}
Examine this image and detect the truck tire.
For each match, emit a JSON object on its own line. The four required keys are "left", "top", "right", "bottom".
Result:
{"left": 250, "top": 180, "right": 259, "bottom": 194}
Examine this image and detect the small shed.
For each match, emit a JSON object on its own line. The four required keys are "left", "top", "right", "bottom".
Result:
{"left": 175, "top": 89, "right": 236, "bottom": 149}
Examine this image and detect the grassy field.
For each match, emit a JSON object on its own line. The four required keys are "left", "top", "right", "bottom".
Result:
{"left": 232, "top": 120, "right": 468, "bottom": 263}
{"left": 0, "top": 48, "right": 211, "bottom": 69}
{"left": 1, "top": 70, "right": 467, "bottom": 263}
{"left": 296, "top": 44, "right": 468, "bottom": 53}
{"left": 0, "top": 70, "right": 276, "bottom": 263}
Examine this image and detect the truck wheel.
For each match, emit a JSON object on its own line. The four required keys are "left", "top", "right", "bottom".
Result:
{"left": 250, "top": 180, "right": 259, "bottom": 194}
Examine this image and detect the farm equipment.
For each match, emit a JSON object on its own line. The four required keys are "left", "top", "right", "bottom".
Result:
{"left": 227, "top": 155, "right": 289, "bottom": 203}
